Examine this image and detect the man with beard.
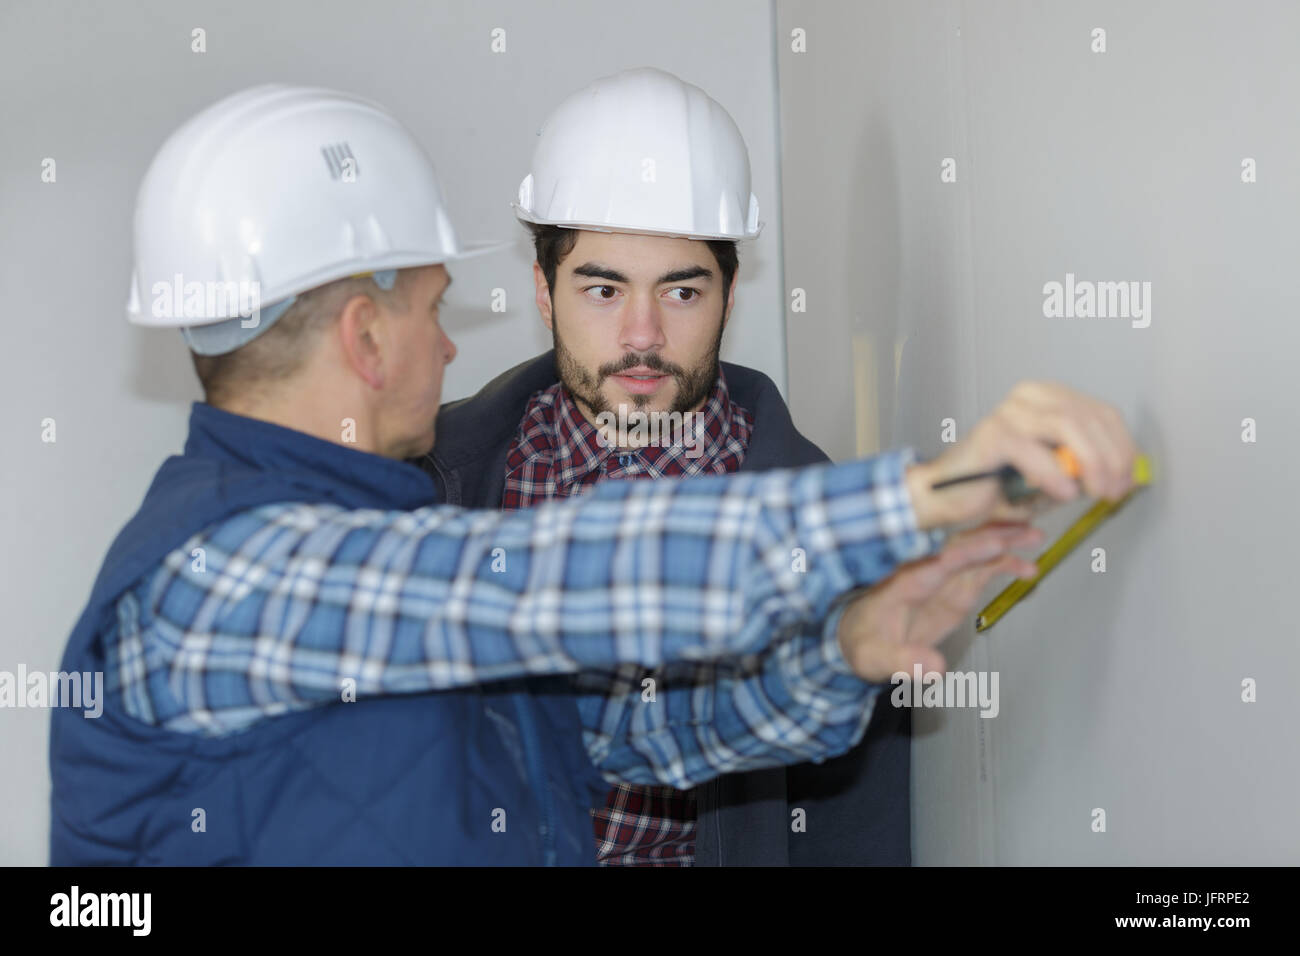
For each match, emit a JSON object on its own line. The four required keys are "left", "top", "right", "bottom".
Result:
{"left": 423, "top": 69, "right": 1038, "bottom": 865}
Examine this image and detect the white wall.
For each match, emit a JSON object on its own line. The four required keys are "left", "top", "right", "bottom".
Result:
{"left": 0, "top": 0, "right": 786, "bottom": 865}
{"left": 777, "top": 0, "right": 1297, "bottom": 863}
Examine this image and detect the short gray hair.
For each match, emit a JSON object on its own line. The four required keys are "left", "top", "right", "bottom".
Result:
{"left": 189, "top": 269, "right": 413, "bottom": 407}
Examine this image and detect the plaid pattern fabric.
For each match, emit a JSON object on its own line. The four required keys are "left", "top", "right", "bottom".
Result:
{"left": 593, "top": 784, "right": 696, "bottom": 866}
{"left": 109, "top": 417, "right": 942, "bottom": 800}
{"left": 501, "top": 373, "right": 755, "bottom": 866}
{"left": 502, "top": 371, "right": 753, "bottom": 508}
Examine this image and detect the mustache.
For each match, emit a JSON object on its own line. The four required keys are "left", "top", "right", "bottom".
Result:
{"left": 598, "top": 353, "right": 684, "bottom": 380}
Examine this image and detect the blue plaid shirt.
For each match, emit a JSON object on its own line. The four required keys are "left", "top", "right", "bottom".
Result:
{"left": 107, "top": 449, "right": 943, "bottom": 788}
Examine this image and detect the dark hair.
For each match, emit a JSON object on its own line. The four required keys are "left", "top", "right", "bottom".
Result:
{"left": 525, "top": 222, "right": 738, "bottom": 302}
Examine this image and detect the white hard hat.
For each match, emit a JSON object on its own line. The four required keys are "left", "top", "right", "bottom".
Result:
{"left": 126, "top": 84, "right": 506, "bottom": 355}
{"left": 513, "top": 67, "right": 762, "bottom": 241}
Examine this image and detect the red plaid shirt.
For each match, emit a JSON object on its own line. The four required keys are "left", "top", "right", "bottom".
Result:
{"left": 501, "top": 370, "right": 755, "bottom": 865}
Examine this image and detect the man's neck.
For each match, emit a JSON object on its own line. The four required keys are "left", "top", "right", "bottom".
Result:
{"left": 215, "top": 394, "right": 384, "bottom": 458}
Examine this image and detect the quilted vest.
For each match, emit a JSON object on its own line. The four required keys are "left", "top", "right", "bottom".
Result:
{"left": 49, "top": 403, "right": 608, "bottom": 865}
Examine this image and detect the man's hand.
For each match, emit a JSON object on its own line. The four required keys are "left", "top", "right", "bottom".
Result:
{"left": 904, "top": 381, "right": 1140, "bottom": 529}
{"left": 836, "top": 522, "right": 1043, "bottom": 683}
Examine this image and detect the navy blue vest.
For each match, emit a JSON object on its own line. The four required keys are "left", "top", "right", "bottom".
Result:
{"left": 49, "top": 403, "right": 608, "bottom": 865}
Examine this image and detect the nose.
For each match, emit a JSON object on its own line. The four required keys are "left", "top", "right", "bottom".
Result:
{"left": 442, "top": 327, "right": 458, "bottom": 365}
{"left": 619, "top": 292, "right": 666, "bottom": 354}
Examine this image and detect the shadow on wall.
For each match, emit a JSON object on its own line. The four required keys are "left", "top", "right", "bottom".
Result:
{"left": 1006, "top": 402, "right": 1164, "bottom": 773}
{"left": 910, "top": 402, "right": 1162, "bottom": 750}
{"left": 846, "top": 113, "right": 901, "bottom": 457}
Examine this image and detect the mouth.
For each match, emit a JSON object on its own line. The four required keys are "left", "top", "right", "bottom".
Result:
{"left": 609, "top": 367, "right": 669, "bottom": 394}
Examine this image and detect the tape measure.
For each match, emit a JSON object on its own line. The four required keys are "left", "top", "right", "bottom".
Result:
{"left": 974, "top": 454, "right": 1152, "bottom": 631}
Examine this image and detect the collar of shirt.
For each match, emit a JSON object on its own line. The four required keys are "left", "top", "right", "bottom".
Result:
{"left": 504, "top": 369, "right": 754, "bottom": 498}
{"left": 185, "top": 402, "right": 437, "bottom": 511}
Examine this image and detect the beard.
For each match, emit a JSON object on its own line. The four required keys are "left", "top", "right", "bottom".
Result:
{"left": 552, "top": 307, "right": 724, "bottom": 420}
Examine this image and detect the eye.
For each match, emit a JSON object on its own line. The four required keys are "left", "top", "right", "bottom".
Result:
{"left": 666, "top": 287, "right": 701, "bottom": 303}
{"left": 582, "top": 285, "right": 620, "bottom": 302}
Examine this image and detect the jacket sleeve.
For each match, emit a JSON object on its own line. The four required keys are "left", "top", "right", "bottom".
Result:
{"left": 114, "top": 449, "right": 940, "bottom": 736}
{"left": 573, "top": 599, "right": 888, "bottom": 787}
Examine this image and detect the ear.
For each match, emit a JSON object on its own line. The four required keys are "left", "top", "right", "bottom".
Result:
{"left": 533, "top": 261, "right": 554, "bottom": 332}
{"left": 335, "top": 293, "right": 386, "bottom": 390}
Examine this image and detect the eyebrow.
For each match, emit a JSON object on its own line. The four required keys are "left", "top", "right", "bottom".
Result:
{"left": 571, "top": 262, "right": 714, "bottom": 285}
{"left": 436, "top": 274, "right": 453, "bottom": 301}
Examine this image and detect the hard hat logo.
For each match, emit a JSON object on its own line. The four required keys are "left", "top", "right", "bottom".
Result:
{"left": 320, "top": 142, "right": 357, "bottom": 182}
{"left": 513, "top": 67, "right": 763, "bottom": 241}
{"left": 151, "top": 275, "right": 263, "bottom": 328}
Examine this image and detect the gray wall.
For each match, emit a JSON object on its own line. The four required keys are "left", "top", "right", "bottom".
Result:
{"left": 777, "top": 0, "right": 1297, "bottom": 863}
{"left": 0, "top": 0, "right": 787, "bottom": 865}
{"left": 6, "top": 0, "right": 1294, "bottom": 869}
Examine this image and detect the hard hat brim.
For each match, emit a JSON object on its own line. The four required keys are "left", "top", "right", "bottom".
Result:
{"left": 511, "top": 204, "right": 763, "bottom": 242}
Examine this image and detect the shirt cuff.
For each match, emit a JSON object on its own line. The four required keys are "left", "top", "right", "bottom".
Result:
{"left": 819, "top": 599, "right": 887, "bottom": 691}
{"left": 821, "top": 601, "right": 857, "bottom": 679}
{"left": 815, "top": 600, "right": 886, "bottom": 740}
{"left": 887, "top": 447, "right": 947, "bottom": 562}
